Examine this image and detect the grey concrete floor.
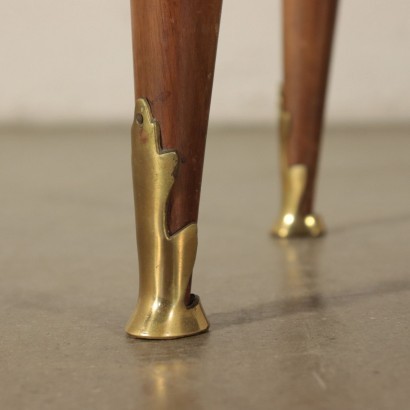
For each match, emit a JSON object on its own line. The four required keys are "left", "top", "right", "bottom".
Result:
{"left": 1, "top": 125, "right": 410, "bottom": 410}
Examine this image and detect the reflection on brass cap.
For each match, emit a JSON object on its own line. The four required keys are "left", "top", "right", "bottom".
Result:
{"left": 126, "top": 98, "right": 209, "bottom": 339}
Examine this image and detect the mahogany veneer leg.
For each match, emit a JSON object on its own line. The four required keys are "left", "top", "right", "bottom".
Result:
{"left": 126, "top": 0, "right": 223, "bottom": 339}
{"left": 273, "top": 0, "right": 338, "bottom": 238}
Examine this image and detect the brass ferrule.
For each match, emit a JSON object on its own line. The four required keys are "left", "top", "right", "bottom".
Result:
{"left": 125, "top": 99, "right": 209, "bottom": 339}
{"left": 272, "top": 164, "right": 326, "bottom": 238}
{"left": 272, "top": 91, "right": 326, "bottom": 239}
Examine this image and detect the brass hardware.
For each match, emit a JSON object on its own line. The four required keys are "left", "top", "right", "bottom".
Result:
{"left": 126, "top": 98, "right": 209, "bottom": 339}
{"left": 272, "top": 90, "right": 326, "bottom": 238}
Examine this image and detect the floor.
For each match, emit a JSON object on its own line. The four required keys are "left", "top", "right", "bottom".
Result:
{"left": 1, "top": 125, "right": 410, "bottom": 410}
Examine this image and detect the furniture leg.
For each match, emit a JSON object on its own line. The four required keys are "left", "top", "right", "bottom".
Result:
{"left": 126, "top": 0, "right": 223, "bottom": 339}
{"left": 273, "top": 0, "right": 338, "bottom": 238}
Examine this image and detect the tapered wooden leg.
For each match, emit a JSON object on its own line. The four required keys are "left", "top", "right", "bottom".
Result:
{"left": 125, "top": 1, "right": 222, "bottom": 339}
{"left": 273, "top": 0, "right": 338, "bottom": 238}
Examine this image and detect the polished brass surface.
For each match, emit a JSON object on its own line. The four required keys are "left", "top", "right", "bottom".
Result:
{"left": 272, "top": 91, "right": 326, "bottom": 238}
{"left": 125, "top": 98, "right": 209, "bottom": 339}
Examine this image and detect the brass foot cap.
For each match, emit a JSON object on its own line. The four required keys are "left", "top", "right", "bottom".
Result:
{"left": 272, "top": 213, "right": 326, "bottom": 238}
{"left": 125, "top": 294, "right": 209, "bottom": 340}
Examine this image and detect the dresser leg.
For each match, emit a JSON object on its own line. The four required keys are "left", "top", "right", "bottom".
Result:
{"left": 273, "top": 0, "right": 338, "bottom": 238}
{"left": 126, "top": 0, "right": 223, "bottom": 339}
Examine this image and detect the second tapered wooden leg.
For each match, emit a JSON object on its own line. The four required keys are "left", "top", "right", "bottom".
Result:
{"left": 126, "top": 0, "right": 223, "bottom": 339}
{"left": 273, "top": 0, "right": 338, "bottom": 238}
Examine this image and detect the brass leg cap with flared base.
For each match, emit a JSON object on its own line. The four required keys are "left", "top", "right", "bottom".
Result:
{"left": 272, "top": 213, "right": 326, "bottom": 239}
{"left": 272, "top": 163, "right": 326, "bottom": 239}
{"left": 126, "top": 294, "right": 209, "bottom": 340}
{"left": 127, "top": 98, "right": 209, "bottom": 340}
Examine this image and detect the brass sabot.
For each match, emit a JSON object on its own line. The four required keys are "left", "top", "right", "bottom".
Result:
{"left": 126, "top": 98, "right": 209, "bottom": 339}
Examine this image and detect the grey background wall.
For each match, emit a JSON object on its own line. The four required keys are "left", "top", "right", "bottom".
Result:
{"left": 1, "top": 0, "right": 409, "bottom": 125}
